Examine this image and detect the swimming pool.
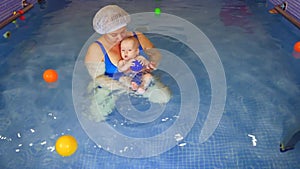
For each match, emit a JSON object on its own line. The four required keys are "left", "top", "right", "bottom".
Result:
{"left": 1, "top": 0, "right": 300, "bottom": 168}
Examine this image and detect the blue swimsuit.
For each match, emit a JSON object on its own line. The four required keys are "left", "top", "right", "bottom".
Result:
{"left": 95, "top": 32, "right": 149, "bottom": 81}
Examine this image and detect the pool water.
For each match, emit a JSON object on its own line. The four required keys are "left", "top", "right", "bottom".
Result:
{"left": 0, "top": 0, "right": 300, "bottom": 168}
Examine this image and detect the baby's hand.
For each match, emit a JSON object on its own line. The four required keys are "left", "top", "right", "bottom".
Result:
{"left": 129, "top": 59, "right": 137, "bottom": 66}
{"left": 136, "top": 56, "right": 149, "bottom": 66}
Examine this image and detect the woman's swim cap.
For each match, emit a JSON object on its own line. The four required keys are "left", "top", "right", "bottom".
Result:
{"left": 93, "top": 5, "right": 131, "bottom": 34}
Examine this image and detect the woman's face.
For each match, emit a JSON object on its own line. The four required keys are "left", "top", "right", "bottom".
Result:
{"left": 105, "top": 27, "right": 127, "bottom": 45}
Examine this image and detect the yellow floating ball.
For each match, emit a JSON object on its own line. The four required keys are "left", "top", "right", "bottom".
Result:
{"left": 55, "top": 135, "right": 78, "bottom": 157}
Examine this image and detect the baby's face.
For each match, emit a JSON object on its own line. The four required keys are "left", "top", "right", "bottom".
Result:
{"left": 120, "top": 40, "right": 139, "bottom": 61}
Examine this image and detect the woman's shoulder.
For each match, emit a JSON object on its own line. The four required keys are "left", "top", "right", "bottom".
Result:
{"left": 88, "top": 36, "right": 107, "bottom": 52}
{"left": 132, "top": 31, "right": 154, "bottom": 49}
{"left": 87, "top": 42, "right": 101, "bottom": 53}
{"left": 85, "top": 40, "right": 104, "bottom": 62}
{"left": 132, "top": 31, "right": 144, "bottom": 37}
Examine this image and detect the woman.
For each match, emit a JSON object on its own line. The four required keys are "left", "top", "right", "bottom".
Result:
{"left": 83, "top": 5, "right": 170, "bottom": 122}
{"left": 85, "top": 5, "right": 161, "bottom": 91}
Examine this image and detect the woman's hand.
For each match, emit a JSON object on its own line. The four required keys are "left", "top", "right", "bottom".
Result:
{"left": 146, "top": 61, "right": 157, "bottom": 70}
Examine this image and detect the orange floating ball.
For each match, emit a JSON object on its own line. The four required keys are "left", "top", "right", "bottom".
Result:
{"left": 55, "top": 135, "right": 78, "bottom": 157}
{"left": 43, "top": 69, "right": 58, "bottom": 83}
{"left": 294, "top": 41, "right": 300, "bottom": 53}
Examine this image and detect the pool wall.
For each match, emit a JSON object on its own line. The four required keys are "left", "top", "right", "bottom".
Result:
{"left": 267, "top": 0, "right": 300, "bottom": 21}
{"left": 0, "top": 0, "right": 36, "bottom": 24}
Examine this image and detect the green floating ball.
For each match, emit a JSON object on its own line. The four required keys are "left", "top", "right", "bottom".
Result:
{"left": 154, "top": 8, "right": 161, "bottom": 15}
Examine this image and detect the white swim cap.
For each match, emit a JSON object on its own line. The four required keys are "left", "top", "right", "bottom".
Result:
{"left": 93, "top": 5, "right": 131, "bottom": 34}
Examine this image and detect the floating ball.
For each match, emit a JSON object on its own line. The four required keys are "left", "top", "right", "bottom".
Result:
{"left": 154, "top": 8, "right": 161, "bottom": 15}
{"left": 19, "top": 15, "right": 25, "bottom": 21}
{"left": 55, "top": 135, "right": 78, "bottom": 157}
{"left": 43, "top": 69, "right": 58, "bottom": 83}
{"left": 130, "top": 60, "right": 143, "bottom": 72}
{"left": 3, "top": 31, "right": 11, "bottom": 39}
{"left": 18, "top": 10, "right": 24, "bottom": 15}
{"left": 294, "top": 41, "right": 300, "bottom": 53}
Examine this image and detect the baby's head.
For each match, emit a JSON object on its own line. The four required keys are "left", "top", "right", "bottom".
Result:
{"left": 120, "top": 36, "right": 139, "bottom": 61}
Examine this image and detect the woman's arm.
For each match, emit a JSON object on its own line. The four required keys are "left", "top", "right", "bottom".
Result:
{"left": 144, "top": 48, "right": 161, "bottom": 68}
{"left": 117, "top": 59, "right": 134, "bottom": 72}
{"left": 93, "top": 74, "right": 129, "bottom": 91}
{"left": 136, "top": 32, "right": 162, "bottom": 68}
{"left": 85, "top": 43, "right": 105, "bottom": 79}
{"left": 85, "top": 43, "right": 129, "bottom": 91}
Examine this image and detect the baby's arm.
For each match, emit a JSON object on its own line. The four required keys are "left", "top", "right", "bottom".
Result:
{"left": 135, "top": 55, "right": 156, "bottom": 70}
{"left": 118, "top": 59, "right": 134, "bottom": 72}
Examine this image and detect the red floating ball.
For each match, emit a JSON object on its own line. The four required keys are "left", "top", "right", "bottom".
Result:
{"left": 19, "top": 15, "right": 25, "bottom": 21}
{"left": 18, "top": 10, "right": 24, "bottom": 15}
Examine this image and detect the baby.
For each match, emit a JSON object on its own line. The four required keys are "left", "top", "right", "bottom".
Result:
{"left": 118, "top": 36, "right": 153, "bottom": 94}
